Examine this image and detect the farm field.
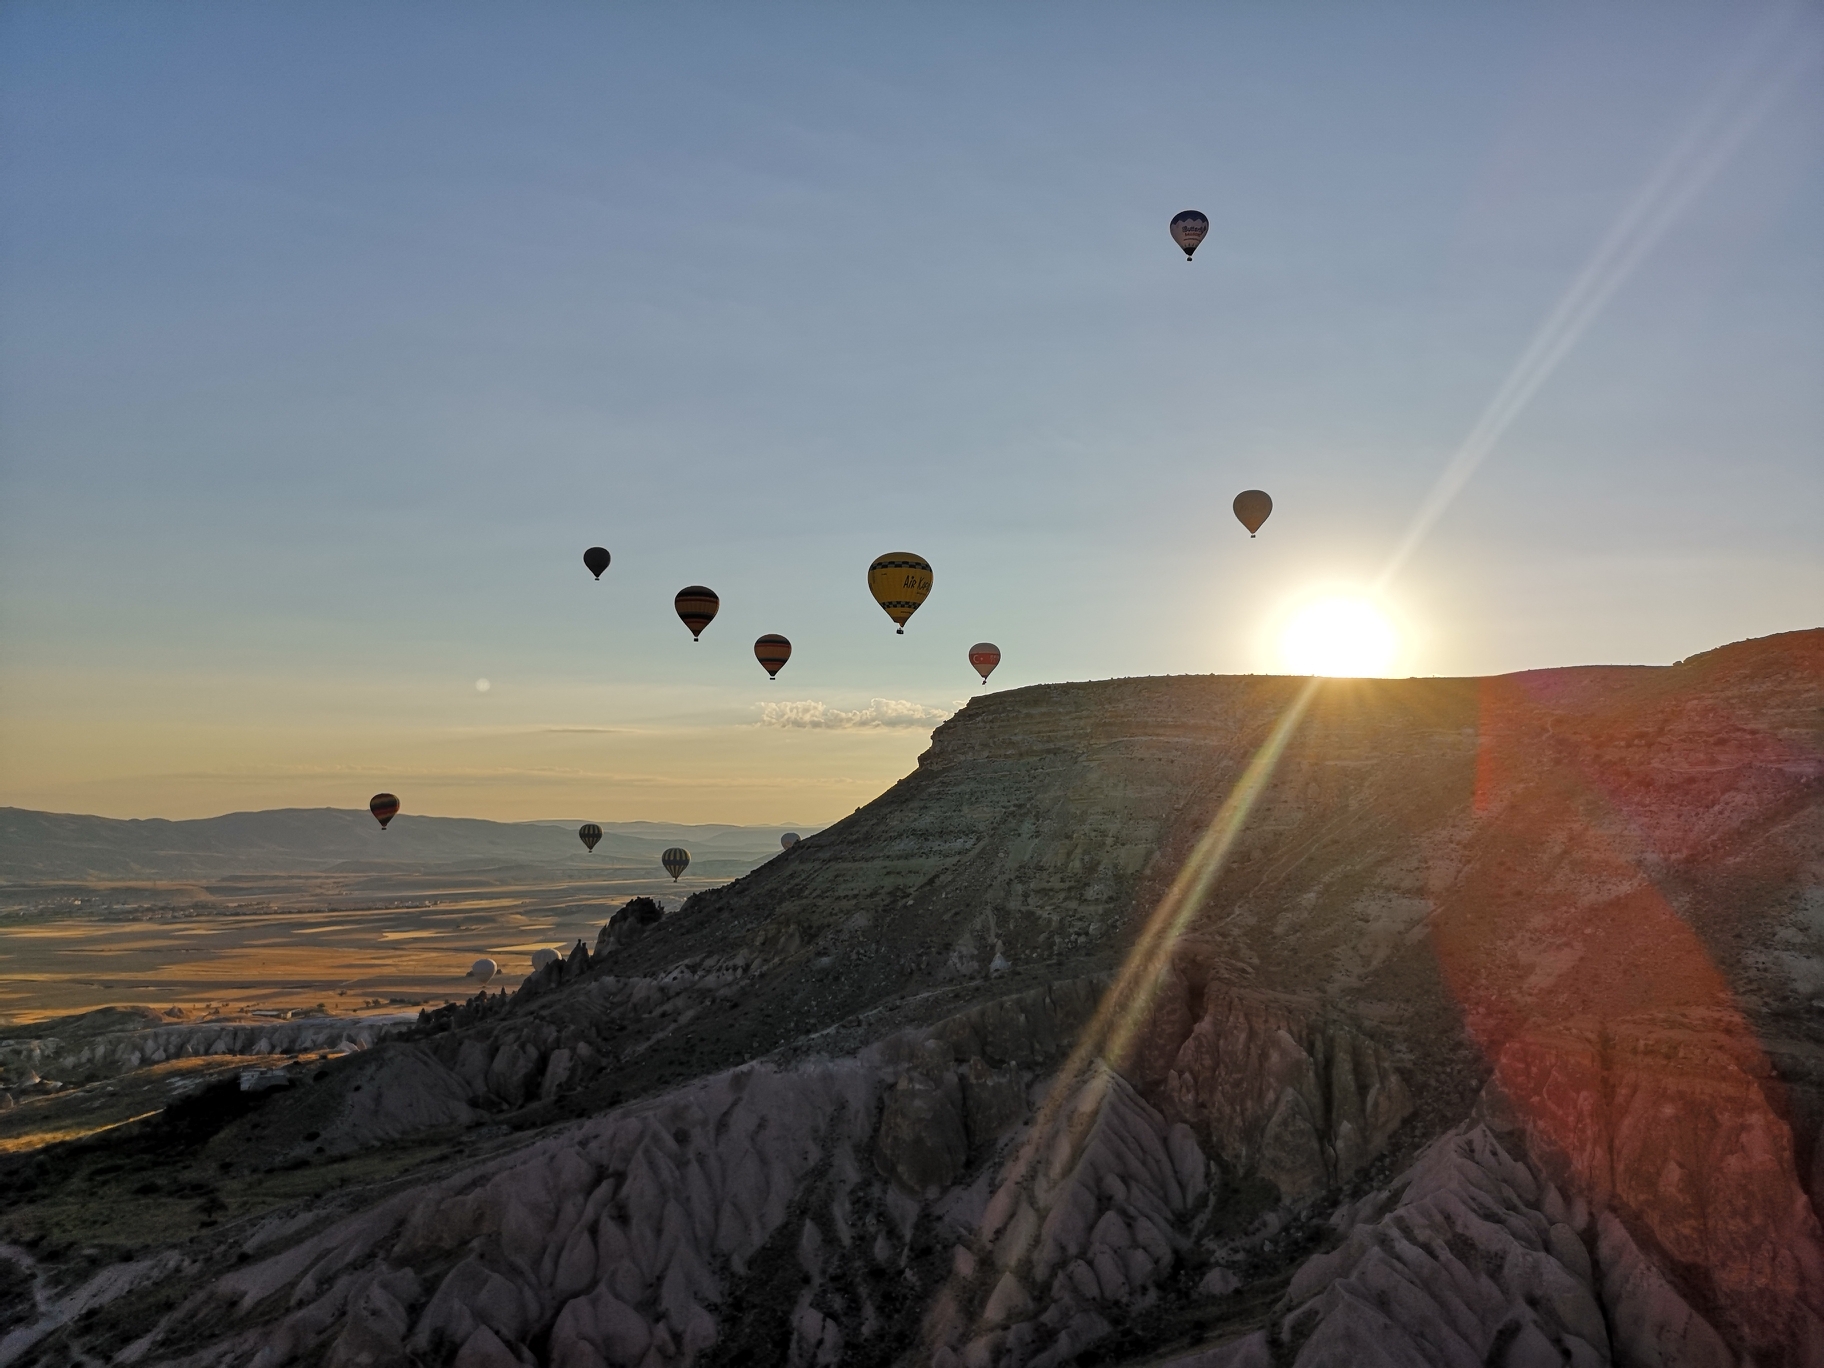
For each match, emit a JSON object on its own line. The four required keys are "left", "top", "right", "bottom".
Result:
{"left": 0, "top": 865, "right": 722, "bottom": 1023}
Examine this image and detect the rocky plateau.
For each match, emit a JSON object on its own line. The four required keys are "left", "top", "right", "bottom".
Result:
{"left": 1, "top": 629, "right": 1820, "bottom": 1367}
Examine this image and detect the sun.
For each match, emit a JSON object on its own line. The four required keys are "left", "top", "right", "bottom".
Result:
{"left": 1280, "top": 596, "right": 1399, "bottom": 677}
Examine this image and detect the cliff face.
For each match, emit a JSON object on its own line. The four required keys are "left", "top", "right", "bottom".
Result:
{"left": 2, "top": 630, "right": 1820, "bottom": 1368}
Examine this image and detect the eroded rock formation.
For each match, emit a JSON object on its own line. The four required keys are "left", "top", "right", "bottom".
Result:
{"left": 2, "top": 629, "right": 1820, "bottom": 1366}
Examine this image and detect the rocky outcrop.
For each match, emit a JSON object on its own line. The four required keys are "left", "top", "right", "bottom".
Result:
{"left": 599, "top": 897, "right": 666, "bottom": 952}
{"left": 4, "top": 629, "right": 1820, "bottom": 1367}
{"left": 1154, "top": 981, "right": 1411, "bottom": 1199}
{"left": 0, "top": 1013, "right": 404, "bottom": 1087}
{"left": 928, "top": 1065, "right": 1210, "bottom": 1368}
{"left": 1487, "top": 1012, "right": 1824, "bottom": 1361}
{"left": 1163, "top": 1124, "right": 1611, "bottom": 1368}
{"left": 176, "top": 1059, "right": 879, "bottom": 1367}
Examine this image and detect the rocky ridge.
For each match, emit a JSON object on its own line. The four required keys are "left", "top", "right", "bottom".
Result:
{"left": 0, "top": 629, "right": 1819, "bottom": 1366}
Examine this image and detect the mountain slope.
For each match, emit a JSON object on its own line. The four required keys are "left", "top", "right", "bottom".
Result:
{"left": 1, "top": 629, "right": 1819, "bottom": 1367}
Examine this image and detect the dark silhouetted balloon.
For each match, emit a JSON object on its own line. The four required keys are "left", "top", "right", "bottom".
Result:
{"left": 867, "top": 553, "right": 933, "bottom": 633}
{"left": 968, "top": 642, "right": 1001, "bottom": 685}
{"left": 583, "top": 547, "right": 610, "bottom": 579}
{"left": 781, "top": 832, "right": 800, "bottom": 850}
{"left": 661, "top": 847, "right": 690, "bottom": 881}
{"left": 1232, "top": 490, "right": 1272, "bottom": 537}
{"left": 755, "top": 634, "right": 792, "bottom": 679}
{"left": 468, "top": 957, "right": 497, "bottom": 984}
{"left": 579, "top": 823, "right": 602, "bottom": 852}
{"left": 1170, "top": 210, "right": 1209, "bottom": 261}
{"left": 370, "top": 793, "right": 400, "bottom": 829}
{"left": 675, "top": 587, "right": 719, "bottom": 640}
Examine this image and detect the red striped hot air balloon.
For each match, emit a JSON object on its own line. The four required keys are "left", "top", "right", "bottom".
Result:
{"left": 369, "top": 793, "right": 400, "bottom": 829}
{"left": 661, "top": 847, "right": 690, "bottom": 881}
{"left": 968, "top": 643, "right": 1001, "bottom": 685}
{"left": 755, "top": 634, "right": 791, "bottom": 679}
{"left": 675, "top": 587, "right": 719, "bottom": 640}
{"left": 578, "top": 823, "right": 602, "bottom": 851}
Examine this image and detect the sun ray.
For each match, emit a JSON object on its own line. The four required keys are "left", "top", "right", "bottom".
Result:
{"left": 939, "top": 677, "right": 1324, "bottom": 1346}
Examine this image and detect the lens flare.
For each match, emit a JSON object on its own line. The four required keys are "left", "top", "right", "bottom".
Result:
{"left": 1279, "top": 597, "right": 1397, "bottom": 677}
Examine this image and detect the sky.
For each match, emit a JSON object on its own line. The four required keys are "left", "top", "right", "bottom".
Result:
{"left": 1, "top": 2, "right": 1819, "bottom": 824}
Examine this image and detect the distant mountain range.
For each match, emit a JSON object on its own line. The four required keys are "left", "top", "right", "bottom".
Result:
{"left": 0, "top": 807, "right": 819, "bottom": 881}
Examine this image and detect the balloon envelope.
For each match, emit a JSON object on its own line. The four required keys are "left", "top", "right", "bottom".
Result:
{"left": 1232, "top": 489, "right": 1273, "bottom": 536}
{"left": 867, "top": 553, "right": 933, "bottom": 633}
{"left": 531, "top": 948, "right": 559, "bottom": 971}
{"left": 579, "top": 823, "right": 602, "bottom": 851}
{"left": 781, "top": 832, "right": 800, "bottom": 850}
{"left": 755, "top": 634, "right": 792, "bottom": 678}
{"left": 675, "top": 587, "right": 719, "bottom": 640}
{"left": 369, "top": 793, "right": 400, "bottom": 829}
{"left": 968, "top": 642, "right": 1001, "bottom": 683}
{"left": 661, "top": 847, "right": 690, "bottom": 881}
{"left": 1170, "top": 210, "right": 1209, "bottom": 260}
{"left": 583, "top": 547, "right": 610, "bottom": 579}
{"left": 468, "top": 957, "right": 497, "bottom": 984}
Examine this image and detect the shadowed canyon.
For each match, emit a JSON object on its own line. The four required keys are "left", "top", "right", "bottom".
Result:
{"left": 2, "top": 629, "right": 1821, "bottom": 1367}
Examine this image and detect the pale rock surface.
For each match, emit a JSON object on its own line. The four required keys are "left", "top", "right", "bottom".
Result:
{"left": 0, "top": 1015, "right": 404, "bottom": 1086}
{"left": 1491, "top": 1015, "right": 1824, "bottom": 1361}
{"left": 1160, "top": 986, "right": 1411, "bottom": 1199}
{"left": 11, "top": 631, "right": 1822, "bottom": 1368}
{"left": 1161, "top": 1124, "right": 1609, "bottom": 1368}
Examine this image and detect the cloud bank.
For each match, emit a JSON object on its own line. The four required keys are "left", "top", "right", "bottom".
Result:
{"left": 756, "top": 698, "right": 954, "bottom": 731}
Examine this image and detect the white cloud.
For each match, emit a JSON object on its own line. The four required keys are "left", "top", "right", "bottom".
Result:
{"left": 756, "top": 698, "right": 954, "bottom": 730}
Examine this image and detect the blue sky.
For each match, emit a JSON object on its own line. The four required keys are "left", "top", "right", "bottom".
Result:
{"left": 2, "top": 2, "right": 1819, "bottom": 821}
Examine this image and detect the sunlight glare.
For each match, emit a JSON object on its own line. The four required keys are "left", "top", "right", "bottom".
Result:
{"left": 1280, "top": 597, "right": 1398, "bottom": 677}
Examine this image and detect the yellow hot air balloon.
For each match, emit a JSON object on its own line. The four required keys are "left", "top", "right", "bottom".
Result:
{"left": 867, "top": 553, "right": 933, "bottom": 634}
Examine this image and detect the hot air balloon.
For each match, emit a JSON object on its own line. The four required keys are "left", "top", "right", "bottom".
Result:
{"left": 579, "top": 823, "right": 602, "bottom": 851}
{"left": 675, "top": 587, "right": 719, "bottom": 640}
{"left": 867, "top": 553, "right": 933, "bottom": 633}
{"left": 468, "top": 957, "right": 498, "bottom": 985}
{"left": 1232, "top": 490, "right": 1272, "bottom": 537}
{"left": 583, "top": 547, "right": 610, "bottom": 580}
{"left": 661, "top": 847, "right": 690, "bottom": 881}
{"left": 1170, "top": 210, "right": 1208, "bottom": 261}
{"left": 755, "top": 634, "right": 791, "bottom": 679}
{"left": 781, "top": 832, "right": 800, "bottom": 850}
{"left": 968, "top": 642, "right": 1001, "bottom": 685}
{"left": 531, "top": 948, "right": 560, "bottom": 971}
{"left": 370, "top": 793, "right": 400, "bottom": 829}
